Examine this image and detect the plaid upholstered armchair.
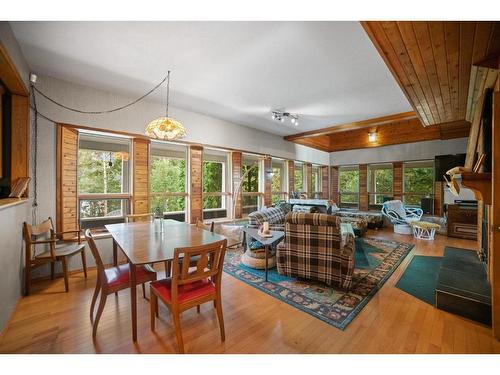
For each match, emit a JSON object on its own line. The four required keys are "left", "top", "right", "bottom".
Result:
{"left": 276, "top": 212, "right": 355, "bottom": 289}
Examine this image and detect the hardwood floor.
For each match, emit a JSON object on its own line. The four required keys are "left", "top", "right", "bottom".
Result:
{"left": 1, "top": 229, "right": 499, "bottom": 354}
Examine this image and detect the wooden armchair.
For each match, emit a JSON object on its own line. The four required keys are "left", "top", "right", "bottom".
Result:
{"left": 22, "top": 217, "right": 87, "bottom": 295}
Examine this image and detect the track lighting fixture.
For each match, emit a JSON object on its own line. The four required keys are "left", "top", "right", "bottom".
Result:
{"left": 271, "top": 110, "right": 299, "bottom": 126}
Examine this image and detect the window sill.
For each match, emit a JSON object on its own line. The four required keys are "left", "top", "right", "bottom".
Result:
{"left": 0, "top": 197, "right": 29, "bottom": 211}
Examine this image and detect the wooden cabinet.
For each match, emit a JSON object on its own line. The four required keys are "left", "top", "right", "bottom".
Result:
{"left": 447, "top": 204, "right": 478, "bottom": 240}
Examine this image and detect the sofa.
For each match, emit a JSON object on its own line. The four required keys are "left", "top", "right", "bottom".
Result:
{"left": 247, "top": 204, "right": 290, "bottom": 231}
{"left": 276, "top": 212, "right": 355, "bottom": 289}
{"left": 332, "top": 208, "right": 384, "bottom": 229}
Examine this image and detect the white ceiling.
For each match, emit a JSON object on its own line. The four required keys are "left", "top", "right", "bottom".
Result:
{"left": 10, "top": 21, "right": 412, "bottom": 136}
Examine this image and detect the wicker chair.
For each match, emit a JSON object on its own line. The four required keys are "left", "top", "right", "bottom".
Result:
{"left": 381, "top": 200, "right": 423, "bottom": 234}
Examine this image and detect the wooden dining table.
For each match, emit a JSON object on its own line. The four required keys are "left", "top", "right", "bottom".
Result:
{"left": 105, "top": 219, "right": 226, "bottom": 341}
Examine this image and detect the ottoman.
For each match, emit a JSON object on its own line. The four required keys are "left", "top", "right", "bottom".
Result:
{"left": 411, "top": 221, "right": 441, "bottom": 240}
{"left": 338, "top": 216, "right": 368, "bottom": 237}
{"left": 241, "top": 247, "right": 277, "bottom": 269}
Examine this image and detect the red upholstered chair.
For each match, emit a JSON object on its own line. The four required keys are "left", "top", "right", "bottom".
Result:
{"left": 84, "top": 229, "right": 157, "bottom": 338}
{"left": 150, "top": 239, "right": 227, "bottom": 353}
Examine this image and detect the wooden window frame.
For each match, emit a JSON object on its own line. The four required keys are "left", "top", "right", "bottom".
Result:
{"left": 150, "top": 146, "right": 188, "bottom": 221}
{"left": 367, "top": 163, "right": 394, "bottom": 209}
{"left": 402, "top": 160, "right": 435, "bottom": 207}
{"left": 338, "top": 165, "right": 360, "bottom": 209}
{"left": 76, "top": 132, "right": 133, "bottom": 230}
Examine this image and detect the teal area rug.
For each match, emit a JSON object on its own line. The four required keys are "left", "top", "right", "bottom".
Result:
{"left": 395, "top": 255, "right": 442, "bottom": 305}
{"left": 223, "top": 237, "right": 413, "bottom": 330}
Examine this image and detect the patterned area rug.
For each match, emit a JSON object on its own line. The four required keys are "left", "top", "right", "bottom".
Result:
{"left": 223, "top": 237, "right": 414, "bottom": 330}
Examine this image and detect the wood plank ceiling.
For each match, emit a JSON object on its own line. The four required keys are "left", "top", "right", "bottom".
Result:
{"left": 286, "top": 21, "right": 499, "bottom": 152}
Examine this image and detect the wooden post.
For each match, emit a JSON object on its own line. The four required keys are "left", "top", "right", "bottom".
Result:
{"left": 132, "top": 138, "right": 150, "bottom": 214}
{"left": 330, "top": 166, "right": 339, "bottom": 205}
{"left": 286, "top": 160, "right": 295, "bottom": 197}
{"left": 359, "top": 164, "right": 368, "bottom": 211}
{"left": 263, "top": 156, "right": 272, "bottom": 207}
{"left": 188, "top": 145, "right": 203, "bottom": 224}
{"left": 491, "top": 71, "right": 500, "bottom": 340}
{"left": 231, "top": 151, "right": 242, "bottom": 219}
{"left": 304, "top": 163, "right": 312, "bottom": 198}
{"left": 433, "top": 181, "right": 444, "bottom": 216}
{"left": 56, "top": 125, "right": 78, "bottom": 235}
{"left": 321, "top": 166, "right": 329, "bottom": 199}
{"left": 393, "top": 162, "right": 403, "bottom": 201}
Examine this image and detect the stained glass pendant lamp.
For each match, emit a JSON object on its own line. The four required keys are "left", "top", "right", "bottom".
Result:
{"left": 145, "top": 71, "right": 186, "bottom": 141}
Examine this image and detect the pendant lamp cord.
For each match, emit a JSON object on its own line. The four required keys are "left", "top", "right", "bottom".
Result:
{"left": 28, "top": 73, "right": 172, "bottom": 225}
{"left": 166, "top": 70, "right": 170, "bottom": 118}
{"left": 30, "top": 82, "right": 39, "bottom": 225}
{"left": 31, "top": 75, "right": 168, "bottom": 115}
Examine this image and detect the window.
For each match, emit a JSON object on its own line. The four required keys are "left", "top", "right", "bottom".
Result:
{"left": 242, "top": 154, "right": 262, "bottom": 215}
{"left": 403, "top": 160, "right": 434, "bottom": 206}
{"left": 339, "top": 165, "right": 359, "bottom": 208}
{"left": 78, "top": 133, "right": 131, "bottom": 229}
{"left": 271, "top": 158, "right": 287, "bottom": 205}
{"left": 294, "top": 162, "right": 303, "bottom": 193}
{"left": 150, "top": 142, "right": 187, "bottom": 222}
{"left": 368, "top": 163, "right": 393, "bottom": 208}
{"left": 311, "top": 165, "right": 321, "bottom": 198}
{"left": 203, "top": 148, "right": 229, "bottom": 219}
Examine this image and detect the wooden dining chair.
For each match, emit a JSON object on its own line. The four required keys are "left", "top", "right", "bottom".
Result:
{"left": 163, "top": 220, "right": 216, "bottom": 279}
{"left": 22, "top": 217, "right": 87, "bottom": 295}
{"left": 85, "top": 229, "right": 157, "bottom": 338}
{"left": 196, "top": 219, "right": 215, "bottom": 233}
{"left": 150, "top": 239, "right": 227, "bottom": 353}
{"left": 125, "top": 213, "right": 154, "bottom": 223}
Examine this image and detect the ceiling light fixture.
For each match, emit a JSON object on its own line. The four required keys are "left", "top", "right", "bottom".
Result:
{"left": 271, "top": 110, "right": 299, "bottom": 126}
{"left": 368, "top": 131, "right": 378, "bottom": 142}
{"left": 145, "top": 71, "right": 186, "bottom": 141}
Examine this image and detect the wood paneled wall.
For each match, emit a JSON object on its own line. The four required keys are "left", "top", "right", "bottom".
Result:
{"left": 231, "top": 151, "right": 242, "bottom": 219}
{"left": 188, "top": 145, "right": 203, "bottom": 224}
{"left": 330, "top": 166, "right": 339, "bottom": 205}
{"left": 56, "top": 125, "right": 78, "bottom": 235}
{"left": 263, "top": 156, "right": 272, "bottom": 207}
{"left": 359, "top": 164, "right": 368, "bottom": 211}
{"left": 392, "top": 162, "right": 403, "bottom": 201}
{"left": 132, "top": 139, "right": 150, "bottom": 215}
{"left": 321, "top": 166, "right": 329, "bottom": 199}
{"left": 10, "top": 95, "right": 29, "bottom": 191}
{"left": 286, "top": 160, "right": 295, "bottom": 197}
{"left": 304, "top": 163, "right": 312, "bottom": 198}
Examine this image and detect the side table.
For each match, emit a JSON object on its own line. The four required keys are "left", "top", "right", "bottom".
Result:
{"left": 241, "top": 227, "right": 285, "bottom": 281}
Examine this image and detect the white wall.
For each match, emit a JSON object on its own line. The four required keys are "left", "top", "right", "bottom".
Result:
{"left": 0, "top": 22, "right": 31, "bottom": 332}
{"left": 330, "top": 138, "right": 468, "bottom": 166}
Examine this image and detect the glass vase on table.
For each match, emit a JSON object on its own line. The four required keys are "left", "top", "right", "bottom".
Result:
{"left": 154, "top": 206, "right": 164, "bottom": 233}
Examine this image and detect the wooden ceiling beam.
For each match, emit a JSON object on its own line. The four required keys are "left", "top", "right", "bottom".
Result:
{"left": 285, "top": 114, "right": 470, "bottom": 153}
{"left": 284, "top": 111, "right": 417, "bottom": 141}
